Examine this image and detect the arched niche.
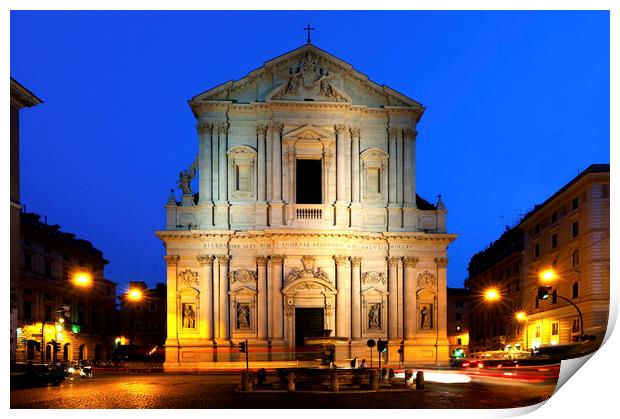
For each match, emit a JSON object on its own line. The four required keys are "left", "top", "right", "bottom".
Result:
{"left": 178, "top": 287, "right": 200, "bottom": 335}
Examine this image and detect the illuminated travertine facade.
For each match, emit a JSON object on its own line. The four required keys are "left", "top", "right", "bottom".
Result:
{"left": 156, "top": 44, "right": 457, "bottom": 370}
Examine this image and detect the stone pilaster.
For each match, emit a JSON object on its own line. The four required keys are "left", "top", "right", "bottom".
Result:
{"left": 387, "top": 127, "right": 401, "bottom": 230}
{"left": 403, "top": 256, "right": 419, "bottom": 340}
{"left": 350, "top": 127, "right": 362, "bottom": 228}
{"left": 269, "top": 255, "right": 285, "bottom": 341}
{"left": 164, "top": 255, "right": 180, "bottom": 349}
{"left": 285, "top": 146, "right": 296, "bottom": 225}
{"left": 197, "top": 255, "right": 214, "bottom": 340}
{"left": 197, "top": 121, "right": 214, "bottom": 227}
{"left": 334, "top": 255, "right": 351, "bottom": 338}
{"left": 350, "top": 256, "right": 362, "bottom": 339}
{"left": 215, "top": 123, "right": 230, "bottom": 228}
{"left": 387, "top": 256, "right": 400, "bottom": 339}
{"left": 403, "top": 129, "right": 418, "bottom": 229}
{"left": 256, "top": 124, "right": 268, "bottom": 228}
{"left": 216, "top": 255, "right": 231, "bottom": 341}
{"left": 269, "top": 122, "right": 284, "bottom": 227}
{"left": 334, "top": 124, "right": 350, "bottom": 227}
{"left": 435, "top": 257, "right": 449, "bottom": 343}
{"left": 256, "top": 256, "right": 268, "bottom": 341}
{"left": 396, "top": 128, "right": 404, "bottom": 206}
{"left": 211, "top": 123, "right": 219, "bottom": 202}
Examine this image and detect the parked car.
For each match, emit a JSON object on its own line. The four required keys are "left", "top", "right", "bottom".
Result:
{"left": 10, "top": 362, "right": 65, "bottom": 388}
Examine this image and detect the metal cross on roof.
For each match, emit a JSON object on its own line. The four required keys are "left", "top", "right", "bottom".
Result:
{"left": 303, "top": 24, "right": 315, "bottom": 44}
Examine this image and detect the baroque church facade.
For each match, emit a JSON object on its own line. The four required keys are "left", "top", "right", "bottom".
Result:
{"left": 157, "top": 43, "right": 457, "bottom": 370}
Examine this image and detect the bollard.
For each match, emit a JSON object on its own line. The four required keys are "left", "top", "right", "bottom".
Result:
{"left": 416, "top": 370, "right": 425, "bottom": 391}
{"left": 330, "top": 371, "right": 339, "bottom": 392}
{"left": 287, "top": 370, "right": 296, "bottom": 392}
{"left": 369, "top": 369, "right": 379, "bottom": 391}
{"left": 241, "top": 370, "right": 252, "bottom": 391}
{"left": 405, "top": 369, "right": 414, "bottom": 387}
{"left": 388, "top": 368, "right": 395, "bottom": 381}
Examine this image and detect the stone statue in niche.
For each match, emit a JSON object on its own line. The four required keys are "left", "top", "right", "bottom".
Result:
{"left": 420, "top": 304, "right": 432, "bottom": 329}
{"left": 237, "top": 303, "right": 250, "bottom": 329}
{"left": 368, "top": 303, "right": 381, "bottom": 329}
{"left": 178, "top": 167, "right": 195, "bottom": 195}
{"left": 182, "top": 303, "right": 196, "bottom": 329}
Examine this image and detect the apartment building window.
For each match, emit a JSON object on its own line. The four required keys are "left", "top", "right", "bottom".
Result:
{"left": 24, "top": 253, "right": 32, "bottom": 271}
{"left": 551, "top": 233, "right": 557, "bottom": 249}
{"left": 534, "top": 243, "right": 540, "bottom": 258}
{"left": 572, "top": 319, "right": 581, "bottom": 333}
{"left": 535, "top": 297, "right": 539, "bottom": 309}
{"left": 551, "top": 211, "right": 558, "bottom": 224}
{"left": 514, "top": 278, "right": 520, "bottom": 292}
{"left": 572, "top": 249, "right": 580, "bottom": 266}
{"left": 24, "top": 237, "right": 32, "bottom": 247}
{"left": 534, "top": 224, "right": 540, "bottom": 234}
{"left": 63, "top": 266, "right": 69, "bottom": 282}
{"left": 149, "top": 322, "right": 157, "bottom": 333}
{"left": 455, "top": 300, "right": 463, "bottom": 309}
{"left": 44, "top": 260, "right": 52, "bottom": 277}
{"left": 572, "top": 197, "right": 579, "bottom": 210}
{"left": 551, "top": 321, "right": 559, "bottom": 336}
{"left": 552, "top": 289, "right": 558, "bottom": 304}
{"left": 23, "top": 301, "right": 33, "bottom": 322}
{"left": 44, "top": 245, "right": 52, "bottom": 255}
{"left": 572, "top": 282, "right": 579, "bottom": 299}
{"left": 572, "top": 221, "right": 579, "bottom": 238}
{"left": 150, "top": 301, "right": 157, "bottom": 312}
{"left": 457, "top": 338, "right": 462, "bottom": 345}
{"left": 455, "top": 313, "right": 462, "bottom": 321}
{"left": 62, "top": 253, "right": 69, "bottom": 261}
{"left": 536, "top": 325, "right": 541, "bottom": 338}
{"left": 45, "top": 305, "right": 53, "bottom": 322}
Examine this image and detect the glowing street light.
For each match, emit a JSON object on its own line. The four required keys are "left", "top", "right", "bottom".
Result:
{"left": 539, "top": 268, "right": 557, "bottom": 283}
{"left": 128, "top": 288, "right": 143, "bottom": 301}
{"left": 515, "top": 311, "right": 527, "bottom": 321}
{"left": 484, "top": 288, "right": 500, "bottom": 302}
{"left": 74, "top": 272, "right": 92, "bottom": 287}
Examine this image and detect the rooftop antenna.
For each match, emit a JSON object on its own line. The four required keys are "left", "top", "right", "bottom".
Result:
{"left": 303, "top": 24, "right": 315, "bottom": 44}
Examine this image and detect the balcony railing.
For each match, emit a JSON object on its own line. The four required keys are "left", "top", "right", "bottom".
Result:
{"left": 295, "top": 204, "right": 323, "bottom": 220}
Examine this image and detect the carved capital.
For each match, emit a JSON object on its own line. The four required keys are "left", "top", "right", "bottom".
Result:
{"left": 256, "top": 256, "right": 269, "bottom": 267}
{"left": 333, "top": 255, "right": 350, "bottom": 266}
{"left": 216, "top": 122, "right": 229, "bottom": 135}
{"left": 350, "top": 256, "right": 362, "bottom": 267}
{"left": 323, "top": 151, "right": 333, "bottom": 167}
{"left": 197, "top": 255, "right": 214, "bottom": 267}
{"left": 403, "top": 257, "right": 419, "bottom": 268}
{"left": 349, "top": 127, "right": 361, "bottom": 140}
{"left": 387, "top": 127, "right": 400, "bottom": 140}
{"left": 216, "top": 255, "right": 231, "bottom": 265}
{"left": 196, "top": 121, "right": 213, "bottom": 136}
{"left": 256, "top": 123, "right": 269, "bottom": 137}
{"left": 402, "top": 128, "right": 417, "bottom": 141}
{"left": 435, "top": 257, "right": 448, "bottom": 268}
{"left": 334, "top": 124, "right": 348, "bottom": 136}
{"left": 269, "top": 121, "right": 284, "bottom": 134}
{"left": 387, "top": 256, "right": 401, "bottom": 267}
{"left": 270, "top": 255, "right": 285, "bottom": 265}
{"left": 164, "top": 255, "right": 180, "bottom": 266}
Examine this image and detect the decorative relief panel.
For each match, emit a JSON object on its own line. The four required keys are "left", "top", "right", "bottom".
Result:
{"left": 417, "top": 271, "right": 437, "bottom": 290}
{"left": 361, "top": 271, "right": 387, "bottom": 286}
{"left": 178, "top": 269, "right": 199, "bottom": 287}
{"left": 229, "top": 269, "right": 258, "bottom": 285}
{"left": 286, "top": 256, "right": 330, "bottom": 284}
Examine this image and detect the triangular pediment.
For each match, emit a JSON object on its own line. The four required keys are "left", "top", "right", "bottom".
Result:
{"left": 283, "top": 125, "right": 333, "bottom": 141}
{"left": 191, "top": 44, "right": 424, "bottom": 111}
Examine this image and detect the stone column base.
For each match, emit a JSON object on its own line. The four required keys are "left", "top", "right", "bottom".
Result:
{"left": 214, "top": 203, "right": 230, "bottom": 228}
{"left": 334, "top": 202, "right": 350, "bottom": 227}
{"left": 255, "top": 203, "right": 268, "bottom": 228}
{"left": 269, "top": 202, "right": 284, "bottom": 227}
{"left": 387, "top": 206, "right": 402, "bottom": 230}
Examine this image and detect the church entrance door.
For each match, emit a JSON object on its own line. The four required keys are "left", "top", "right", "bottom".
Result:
{"left": 296, "top": 159, "right": 322, "bottom": 204}
{"left": 294, "top": 307, "right": 324, "bottom": 347}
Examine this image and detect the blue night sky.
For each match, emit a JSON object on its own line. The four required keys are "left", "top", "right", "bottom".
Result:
{"left": 10, "top": 11, "right": 610, "bottom": 293}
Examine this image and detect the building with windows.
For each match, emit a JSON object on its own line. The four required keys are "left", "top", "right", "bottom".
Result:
{"left": 119, "top": 282, "right": 167, "bottom": 349}
{"left": 519, "top": 164, "right": 609, "bottom": 349}
{"left": 157, "top": 43, "right": 457, "bottom": 370}
{"left": 447, "top": 287, "right": 471, "bottom": 357}
{"left": 466, "top": 226, "right": 525, "bottom": 353}
{"left": 10, "top": 78, "right": 42, "bottom": 362}
{"left": 15, "top": 212, "right": 117, "bottom": 363}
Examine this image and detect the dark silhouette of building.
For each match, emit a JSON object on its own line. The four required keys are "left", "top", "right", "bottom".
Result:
{"left": 16, "top": 212, "right": 117, "bottom": 362}
{"left": 447, "top": 287, "right": 471, "bottom": 357}
{"left": 10, "top": 78, "right": 42, "bottom": 362}
{"left": 119, "top": 282, "right": 167, "bottom": 349}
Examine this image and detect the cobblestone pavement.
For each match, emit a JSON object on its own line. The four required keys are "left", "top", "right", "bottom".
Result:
{"left": 10, "top": 371, "right": 556, "bottom": 409}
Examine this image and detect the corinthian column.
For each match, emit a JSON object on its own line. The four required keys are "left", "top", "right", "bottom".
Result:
{"left": 334, "top": 256, "right": 351, "bottom": 338}
{"left": 256, "top": 256, "right": 268, "bottom": 341}
{"left": 197, "top": 255, "right": 214, "bottom": 340}
{"left": 403, "top": 129, "right": 416, "bottom": 206}
{"left": 435, "top": 257, "right": 448, "bottom": 337}
{"left": 387, "top": 127, "right": 398, "bottom": 206}
{"left": 217, "top": 255, "right": 230, "bottom": 341}
{"left": 256, "top": 124, "right": 268, "bottom": 203}
{"left": 269, "top": 255, "right": 285, "bottom": 341}
{"left": 387, "top": 257, "right": 400, "bottom": 339}
{"left": 350, "top": 127, "right": 361, "bottom": 204}
{"left": 334, "top": 124, "right": 348, "bottom": 203}
{"left": 164, "top": 255, "right": 180, "bottom": 344}
{"left": 350, "top": 256, "right": 362, "bottom": 339}
{"left": 197, "top": 121, "right": 213, "bottom": 204}
{"left": 403, "top": 257, "right": 419, "bottom": 340}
